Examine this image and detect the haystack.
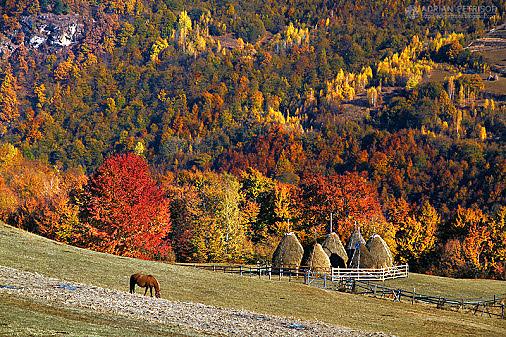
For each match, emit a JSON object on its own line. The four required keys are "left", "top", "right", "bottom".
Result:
{"left": 271, "top": 232, "right": 304, "bottom": 269}
{"left": 346, "top": 227, "right": 375, "bottom": 268}
{"left": 346, "top": 227, "right": 366, "bottom": 259}
{"left": 302, "top": 243, "right": 331, "bottom": 272}
{"left": 366, "top": 234, "right": 394, "bottom": 269}
{"left": 322, "top": 232, "right": 348, "bottom": 268}
{"left": 348, "top": 243, "right": 375, "bottom": 268}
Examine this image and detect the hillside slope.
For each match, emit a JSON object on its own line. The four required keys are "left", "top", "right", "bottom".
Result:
{"left": 0, "top": 223, "right": 505, "bottom": 337}
{"left": 2, "top": 266, "right": 377, "bottom": 337}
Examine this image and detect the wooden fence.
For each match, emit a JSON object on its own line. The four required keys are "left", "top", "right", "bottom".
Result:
{"left": 324, "top": 278, "right": 505, "bottom": 320}
{"left": 178, "top": 264, "right": 409, "bottom": 282}
{"left": 177, "top": 263, "right": 504, "bottom": 320}
{"left": 331, "top": 264, "right": 409, "bottom": 282}
{"left": 176, "top": 263, "right": 307, "bottom": 281}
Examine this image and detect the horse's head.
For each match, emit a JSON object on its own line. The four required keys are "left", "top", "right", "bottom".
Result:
{"left": 150, "top": 275, "right": 161, "bottom": 298}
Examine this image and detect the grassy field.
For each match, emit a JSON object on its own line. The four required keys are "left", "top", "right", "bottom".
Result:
{"left": 483, "top": 74, "right": 506, "bottom": 97}
{"left": 426, "top": 67, "right": 457, "bottom": 83}
{"left": 378, "top": 272, "right": 505, "bottom": 299}
{"left": 427, "top": 64, "right": 506, "bottom": 100}
{"left": 0, "top": 293, "right": 198, "bottom": 337}
{"left": 481, "top": 47, "right": 506, "bottom": 70}
{"left": 0, "top": 223, "right": 505, "bottom": 337}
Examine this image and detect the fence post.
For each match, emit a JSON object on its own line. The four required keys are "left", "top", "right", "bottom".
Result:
{"left": 394, "top": 289, "right": 399, "bottom": 302}
{"left": 213, "top": 265, "right": 216, "bottom": 272}
{"left": 323, "top": 273, "right": 327, "bottom": 289}
{"left": 289, "top": 269, "right": 291, "bottom": 282}
{"left": 373, "top": 285, "right": 377, "bottom": 297}
{"left": 269, "top": 267, "right": 272, "bottom": 280}
{"left": 412, "top": 288, "right": 415, "bottom": 304}
{"left": 501, "top": 303, "right": 504, "bottom": 319}
{"left": 437, "top": 297, "right": 446, "bottom": 309}
{"left": 249, "top": 266, "right": 252, "bottom": 277}
{"left": 240, "top": 265, "right": 243, "bottom": 276}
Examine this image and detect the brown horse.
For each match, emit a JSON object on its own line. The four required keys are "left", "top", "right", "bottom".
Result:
{"left": 129, "top": 273, "right": 160, "bottom": 298}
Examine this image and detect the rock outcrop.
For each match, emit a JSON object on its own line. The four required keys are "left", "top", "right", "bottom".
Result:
{"left": 0, "top": 13, "right": 85, "bottom": 57}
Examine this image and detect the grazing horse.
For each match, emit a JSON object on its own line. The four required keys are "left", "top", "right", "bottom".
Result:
{"left": 129, "top": 273, "right": 160, "bottom": 298}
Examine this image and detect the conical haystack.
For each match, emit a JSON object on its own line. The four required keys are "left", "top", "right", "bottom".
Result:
{"left": 272, "top": 232, "right": 304, "bottom": 269}
{"left": 347, "top": 227, "right": 375, "bottom": 268}
{"left": 322, "top": 232, "right": 348, "bottom": 268}
{"left": 348, "top": 243, "right": 375, "bottom": 268}
{"left": 366, "top": 234, "right": 394, "bottom": 269}
{"left": 346, "top": 227, "right": 366, "bottom": 254}
{"left": 302, "top": 243, "right": 331, "bottom": 272}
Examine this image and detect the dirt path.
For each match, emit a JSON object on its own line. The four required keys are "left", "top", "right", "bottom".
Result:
{"left": 0, "top": 266, "right": 392, "bottom": 337}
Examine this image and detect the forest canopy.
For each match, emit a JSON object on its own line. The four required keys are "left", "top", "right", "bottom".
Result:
{"left": 0, "top": 0, "right": 504, "bottom": 278}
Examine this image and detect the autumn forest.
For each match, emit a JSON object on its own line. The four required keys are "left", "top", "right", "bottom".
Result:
{"left": 0, "top": 0, "right": 504, "bottom": 279}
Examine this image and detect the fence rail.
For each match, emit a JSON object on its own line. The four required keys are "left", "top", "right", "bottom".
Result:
{"left": 177, "top": 263, "right": 504, "bottom": 320}
{"left": 176, "top": 263, "right": 307, "bottom": 281}
{"left": 331, "top": 264, "right": 409, "bottom": 281}
{"left": 332, "top": 279, "right": 505, "bottom": 319}
{"left": 177, "top": 264, "right": 410, "bottom": 282}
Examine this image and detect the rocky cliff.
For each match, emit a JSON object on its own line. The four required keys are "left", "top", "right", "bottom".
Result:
{"left": 0, "top": 13, "right": 86, "bottom": 57}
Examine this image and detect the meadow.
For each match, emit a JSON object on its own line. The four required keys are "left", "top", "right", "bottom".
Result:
{"left": 0, "top": 223, "right": 504, "bottom": 337}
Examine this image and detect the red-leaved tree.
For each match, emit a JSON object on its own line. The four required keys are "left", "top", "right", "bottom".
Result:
{"left": 82, "top": 153, "right": 172, "bottom": 260}
{"left": 300, "top": 172, "right": 388, "bottom": 242}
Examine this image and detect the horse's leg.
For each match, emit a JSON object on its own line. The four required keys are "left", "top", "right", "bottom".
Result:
{"left": 129, "top": 276, "right": 135, "bottom": 294}
{"left": 150, "top": 286, "right": 153, "bottom": 297}
{"left": 144, "top": 287, "right": 148, "bottom": 296}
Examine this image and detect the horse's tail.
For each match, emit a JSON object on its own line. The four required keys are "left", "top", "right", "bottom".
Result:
{"left": 129, "top": 274, "right": 136, "bottom": 293}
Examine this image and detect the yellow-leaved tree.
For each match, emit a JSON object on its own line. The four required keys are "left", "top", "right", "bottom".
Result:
{"left": 0, "top": 68, "right": 19, "bottom": 136}
{"left": 167, "top": 171, "right": 252, "bottom": 263}
{"left": 388, "top": 198, "right": 439, "bottom": 265}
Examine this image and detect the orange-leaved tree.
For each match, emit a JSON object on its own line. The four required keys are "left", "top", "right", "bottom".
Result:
{"left": 451, "top": 206, "right": 493, "bottom": 276}
{"left": 300, "top": 172, "right": 388, "bottom": 244}
{"left": 82, "top": 153, "right": 172, "bottom": 260}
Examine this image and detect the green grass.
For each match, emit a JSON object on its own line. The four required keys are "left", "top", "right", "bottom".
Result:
{"left": 0, "top": 294, "right": 197, "bottom": 337}
{"left": 378, "top": 273, "right": 506, "bottom": 299}
{"left": 1, "top": 223, "right": 505, "bottom": 337}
